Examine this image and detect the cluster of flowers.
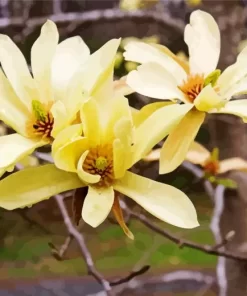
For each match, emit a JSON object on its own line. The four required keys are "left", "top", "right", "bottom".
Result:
{"left": 1, "top": 10, "right": 247, "bottom": 239}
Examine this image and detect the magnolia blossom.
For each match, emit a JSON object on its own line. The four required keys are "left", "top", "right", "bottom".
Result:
{"left": 0, "top": 20, "right": 120, "bottom": 177}
{"left": 0, "top": 88, "right": 199, "bottom": 238}
{"left": 124, "top": 9, "right": 247, "bottom": 174}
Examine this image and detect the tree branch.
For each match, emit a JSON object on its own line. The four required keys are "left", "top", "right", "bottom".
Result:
{"left": 54, "top": 194, "right": 113, "bottom": 296}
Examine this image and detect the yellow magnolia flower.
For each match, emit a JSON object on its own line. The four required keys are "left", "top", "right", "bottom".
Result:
{"left": 124, "top": 10, "right": 247, "bottom": 174}
{"left": 144, "top": 142, "right": 247, "bottom": 187}
{"left": 0, "top": 20, "right": 120, "bottom": 177}
{"left": 0, "top": 95, "right": 199, "bottom": 238}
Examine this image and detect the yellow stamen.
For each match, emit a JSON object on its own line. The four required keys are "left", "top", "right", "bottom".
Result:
{"left": 178, "top": 74, "right": 204, "bottom": 103}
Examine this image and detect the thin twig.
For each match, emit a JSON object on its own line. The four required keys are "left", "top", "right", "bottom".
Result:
{"left": 54, "top": 194, "right": 113, "bottom": 296}
{"left": 126, "top": 207, "right": 247, "bottom": 261}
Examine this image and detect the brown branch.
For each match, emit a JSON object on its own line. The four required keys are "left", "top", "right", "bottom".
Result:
{"left": 54, "top": 194, "right": 113, "bottom": 296}
{"left": 0, "top": 8, "right": 185, "bottom": 31}
{"left": 126, "top": 207, "right": 247, "bottom": 261}
{"left": 110, "top": 265, "right": 150, "bottom": 287}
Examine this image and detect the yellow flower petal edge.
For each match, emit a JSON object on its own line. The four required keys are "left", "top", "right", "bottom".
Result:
{"left": 186, "top": 141, "right": 210, "bottom": 165}
{"left": 0, "top": 133, "right": 44, "bottom": 169}
{"left": 0, "top": 164, "right": 83, "bottom": 210}
{"left": 130, "top": 103, "right": 193, "bottom": 167}
{"left": 82, "top": 185, "right": 114, "bottom": 227}
{"left": 160, "top": 109, "right": 205, "bottom": 174}
{"left": 114, "top": 171, "right": 199, "bottom": 229}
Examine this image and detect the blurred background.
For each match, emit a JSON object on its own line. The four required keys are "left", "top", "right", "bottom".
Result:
{"left": 1, "top": 0, "right": 247, "bottom": 295}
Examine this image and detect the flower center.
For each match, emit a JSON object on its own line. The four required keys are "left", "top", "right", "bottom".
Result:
{"left": 204, "top": 160, "right": 219, "bottom": 175}
{"left": 26, "top": 100, "right": 54, "bottom": 140}
{"left": 83, "top": 144, "right": 114, "bottom": 187}
{"left": 178, "top": 74, "right": 204, "bottom": 103}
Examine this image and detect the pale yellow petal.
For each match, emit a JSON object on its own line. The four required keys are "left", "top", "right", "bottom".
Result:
{"left": 77, "top": 151, "right": 101, "bottom": 184}
{"left": 114, "top": 171, "right": 199, "bottom": 229}
{"left": 52, "top": 36, "right": 90, "bottom": 101}
{"left": 53, "top": 137, "right": 88, "bottom": 172}
{"left": 219, "top": 157, "right": 247, "bottom": 174}
{"left": 143, "top": 148, "right": 161, "bottom": 162}
{"left": 194, "top": 84, "right": 225, "bottom": 112}
{"left": 81, "top": 39, "right": 121, "bottom": 103}
{"left": 186, "top": 141, "right": 210, "bottom": 165}
{"left": 81, "top": 99, "right": 102, "bottom": 146}
{"left": 31, "top": 20, "right": 59, "bottom": 103}
{"left": 133, "top": 101, "right": 175, "bottom": 127}
{"left": 152, "top": 43, "right": 190, "bottom": 74}
{"left": 113, "top": 76, "right": 134, "bottom": 97}
{"left": 0, "top": 34, "right": 37, "bottom": 109}
{"left": 218, "top": 46, "right": 247, "bottom": 95}
{"left": 222, "top": 77, "right": 247, "bottom": 100}
{"left": 52, "top": 124, "right": 83, "bottom": 152}
{"left": 212, "top": 99, "right": 247, "bottom": 122}
{"left": 104, "top": 96, "right": 132, "bottom": 143}
{"left": 126, "top": 63, "right": 186, "bottom": 101}
{"left": 113, "top": 118, "right": 132, "bottom": 179}
{"left": 0, "top": 164, "right": 83, "bottom": 210}
{"left": 184, "top": 10, "right": 220, "bottom": 75}
{"left": 130, "top": 103, "right": 193, "bottom": 167}
{"left": 124, "top": 41, "right": 187, "bottom": 84}
{"left": 82, "top": 185, "right": 114, "bottom": 227}
{"left": 0, "top": 134, "right": 44, "bottom": 170}
{"left": 160, "top": 109, "right": 205, "bottom": 174}
{"left": 50, "top": 100, "right": 71, "bottom": 138}
{"left": 0, "top": 68, "right": 29, "bottom": 135}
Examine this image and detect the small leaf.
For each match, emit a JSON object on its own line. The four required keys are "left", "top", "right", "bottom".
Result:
{"left": 72, "top": 187, "right": 88, "bottom": 225}
{"left": 215, "top": 177, "right": 237, "bottom": 189}
{"left": 204, "top": 69, "right": 221, "bottom": 87}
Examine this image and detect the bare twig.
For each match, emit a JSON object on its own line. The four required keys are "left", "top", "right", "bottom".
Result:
{"left": 54, "top": 194, "right": 113, "bottom": 296}
{"left": 125, "top": 207, "right": 247, "bottom": 261}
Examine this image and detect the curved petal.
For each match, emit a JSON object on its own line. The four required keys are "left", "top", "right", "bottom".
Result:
{"left": 113, "top": 76, "right": 134, "bottom": 97}
{"left": 221, "top": 77, "right": 247, "bottom": 100}
{"left": 143, "top": 148, "right": 161, "bottom": 162}
{"left": 186, "top": 141, "right": 210, "bottom": 165}
{"left": 114, "top": 171, "right": 199, "bottom": 229}
{"left": 152, "top": 43, "right": 190, "bottom": 74}
{"left": 0, "top": 69, "right": 29, "bottom": 135}
{"left": 52, "top": 124, "right": 83, "bottom": 152}
{"left": 0, "top": 134, "right": 44, "bottom": 170}
{"left": 82, "top": 185, "right": 114, "bottom": 227}
{"left": 77, "top": 151, "right": 101, "bottom": 184}
{"left": 212, "top": 99, "right": 247, "bottom": 122}
{"left": 126, "top": 63, "right": 185, "bottom": 101}
{"left": 31, "top": 20, "right": 59, "bottom": 103}
{"left": 51, "top": 36, "right": 90, "bottom": 101}
{"left": 194, "top": 84, "right": 225, "bottom": 112}
{"left": 160, "top": 109, "right": 205, "bottom": 174}
{"left": 219, "top": 157, "right": 247, "bottom": 174}
{"left": 50, "top": 100, "right": 71, "bottom": 138}
{"left": 81, "top": 99, "right": 102, "bottom": 146}
{"left": 133, "top": 101, "right": 175, "bottom": 127}
{"left": 81, "top": 39, "right": 121, "bottom": 103}
{"left": 124, "top": 41, "right": 187, "bottom": 84}
{"left": 53, "top": 137, "right": 88, "bottom": 172}
{"left": 130, "top": 103, "right": 193, "bottom": 167}
{"left": 104, "top": 96, "right": 132, "bottom": 143}
{"left": 0, "top": 164, "right": 83, "bottom": 210}
{"left": 112, "top": 195, "right": 134, "bottom": 239}
{"left": 113, "top": 118, "right": 132, "bottom": 179}
{"left": 0, "top": 34, "right": 37, "bottom": 110}
{"left": 184, "top": 10, "right": 220, "bottom": 75}
{"left": 218, "top": 46, "right": 247, "bottom": 96}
